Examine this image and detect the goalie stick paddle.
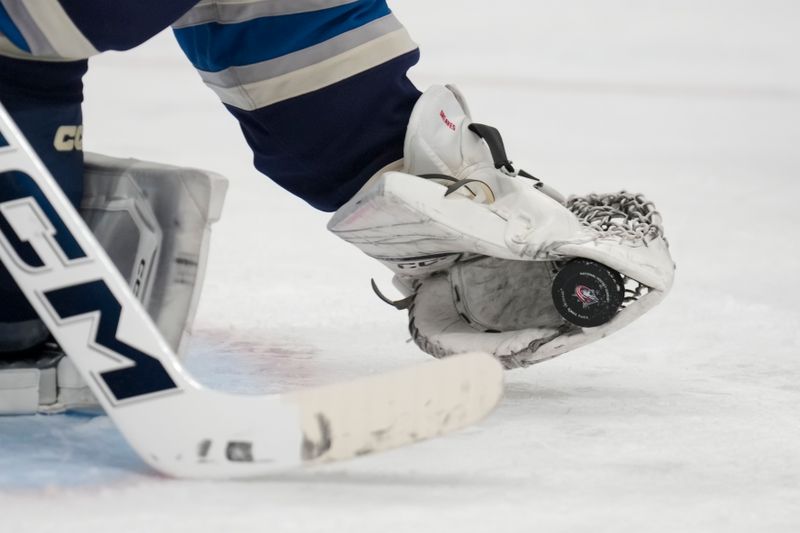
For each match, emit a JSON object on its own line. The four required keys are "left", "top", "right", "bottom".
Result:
{"left": 0, "top": 103, "right": 504, "bottom": 479}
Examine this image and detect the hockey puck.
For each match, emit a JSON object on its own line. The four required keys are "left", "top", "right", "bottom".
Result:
{"left": 551, "top": 259, "right": 624, "bottom": 328}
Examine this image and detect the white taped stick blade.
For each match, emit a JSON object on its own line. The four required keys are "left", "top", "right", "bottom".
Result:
{"left": 291, "top": 352, "right": 504, "bottom": 464}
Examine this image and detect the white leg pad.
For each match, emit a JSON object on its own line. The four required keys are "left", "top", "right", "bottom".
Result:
{"left": 0, "top": 368, "right": 40, "bottom": 414}
{"left": 82, "top": 153, "right": 228, "bottom": 356}
{"left": 0, "top": 154, "right": 229, "bottom": 414}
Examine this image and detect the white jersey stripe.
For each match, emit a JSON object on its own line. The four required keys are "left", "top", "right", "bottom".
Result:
{"left": 16, "top": 1, "right": 97, "bottom": 59}
{"left": 205, "top": 28, "right": 417, "bottom": 111}
{"left": 0, "top": 34, "right": 76, "bottom": 62}
{"left": 198, "top": 14, "right": 403, "bottom": 88}
{"left": 0, "top": 0, "right": 57, "bottom": 56}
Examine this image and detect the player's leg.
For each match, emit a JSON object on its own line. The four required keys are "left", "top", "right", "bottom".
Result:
{"left": 0, "top": 55, "right": 87, "bottom": 413}
{"left": 0, "top": 66, "right": 226, "bottom": 412}
{"left": 172, "top": 0, "right": 421, "bottom": 211}
{"left": 0, "top": 55, "right": 87, "bottom": 353}
{"left": 0, "top": 1, "right": 203, "bottom": 355}
{"left": 0, "top": 3, "right": 223, "bottom": 410}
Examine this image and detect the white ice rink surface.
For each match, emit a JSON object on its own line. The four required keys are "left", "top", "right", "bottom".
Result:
{"left": 2, "top": 2, "right": 799, "bottom": 531}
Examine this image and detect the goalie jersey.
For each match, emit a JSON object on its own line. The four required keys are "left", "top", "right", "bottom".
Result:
{"left": 0, "top": 0, "right": 421, "bottom": 349}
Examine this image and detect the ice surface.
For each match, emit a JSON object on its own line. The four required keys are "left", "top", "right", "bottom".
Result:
{"left": 2, "top": 2, "right": 799, "bottom": 531}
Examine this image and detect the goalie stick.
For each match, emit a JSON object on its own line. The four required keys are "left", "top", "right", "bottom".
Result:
{"left": 0, "top": 103, "right": 503, "bottom": 479}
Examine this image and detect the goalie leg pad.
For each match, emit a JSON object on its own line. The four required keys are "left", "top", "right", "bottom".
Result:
{"left": 0, "top": 154, "right": 228, "bottom": 414}
{"left": 0, "top": 346, "right": 61, "bottom": 415}
{"left": 81, "top": 153, "right": 228, "bottom": 356}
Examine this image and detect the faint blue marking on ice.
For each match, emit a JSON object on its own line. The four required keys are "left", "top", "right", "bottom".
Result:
{"left": 0, "top": 412, "right": 151, "bottom": 489}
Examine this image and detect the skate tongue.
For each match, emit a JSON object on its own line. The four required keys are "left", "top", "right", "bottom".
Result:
{"left": 403, "top": 85, "right": 495, "bottom": 178}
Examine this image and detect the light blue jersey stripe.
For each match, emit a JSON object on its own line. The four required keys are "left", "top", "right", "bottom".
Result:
{"left": 199, "top": 14, "right": 403, "bottom": 88}
{"left": 174, "top": 0, "right": 391, "bottom": 72}
{"left": 0, "top": 1, "right": 30, "bottom": 52}
{"left": 173, "top": 0, "right": 361, "bottom": 29}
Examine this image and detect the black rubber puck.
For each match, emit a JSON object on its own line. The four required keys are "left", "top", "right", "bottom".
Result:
{"left": 551, "top": 259, "right": 624, "bottom": 328}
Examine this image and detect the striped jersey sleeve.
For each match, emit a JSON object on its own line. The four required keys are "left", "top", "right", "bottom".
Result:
{"left": 172, "top": 0, "right": 422, "bottom": 211}
{"left": 0, "top": 0, "right": 198, "bottom": 59}
{"left": 0, "top": 0, "right": 422, "bottom": 211}
{"left": 172, "top": 0, "right": 417, "bottom": 110}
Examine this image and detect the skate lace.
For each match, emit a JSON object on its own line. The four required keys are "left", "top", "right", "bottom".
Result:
{"left": 566, "top": 191, "right": 665, "bottom": 244}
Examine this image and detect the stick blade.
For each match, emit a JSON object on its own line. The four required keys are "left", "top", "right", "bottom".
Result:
{"left": 288, "top": 352, "right": 504, "bottom": 465}
{"left": 126, "top": 353, "right": 503, "bottom": 480}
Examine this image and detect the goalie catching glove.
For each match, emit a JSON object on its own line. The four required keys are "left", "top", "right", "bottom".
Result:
{"left": 329, "top": 85, "right": 675, "bottom": 369}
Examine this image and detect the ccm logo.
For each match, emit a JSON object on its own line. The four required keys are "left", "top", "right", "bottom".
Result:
{"left": 53, "top": 125, "right": 83, "bottom": 151}
{"left": 439, "top": 110, "right": 456, "bottom": 131}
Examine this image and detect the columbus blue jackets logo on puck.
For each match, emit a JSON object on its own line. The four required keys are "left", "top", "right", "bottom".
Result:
{"left": 575, "top": 285, "right": 600, "bottom": 307}
{"left": 551, "top": 259, "right": 625, "bottom": 328}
